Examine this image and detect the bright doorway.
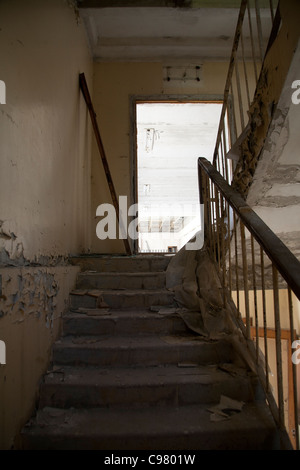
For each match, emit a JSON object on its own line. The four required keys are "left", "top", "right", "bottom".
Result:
{"left": 135, "top": 100, "right": 223, "bottom": 254}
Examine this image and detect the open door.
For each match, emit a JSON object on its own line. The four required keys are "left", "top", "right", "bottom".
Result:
{"left": 134, "top": 100, "right": 223, "bottom": 254}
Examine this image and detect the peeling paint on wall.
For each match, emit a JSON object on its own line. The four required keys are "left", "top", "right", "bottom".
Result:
{"left": 0, "top": 263, "right": 79, "bottom": 450}
{"left": 0, "top": 269, "right": 59, "bottom": 328}
{"left": 232, "top": 3, "right": 300, "bottom": 200}
{"left": 232, "top": 69, "right": 274, "bottom": 197}
{"left": 0, "top": 220, "right": 71, "bottom": 268}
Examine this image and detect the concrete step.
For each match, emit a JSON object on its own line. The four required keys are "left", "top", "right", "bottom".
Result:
{"left": 69, "top": 289, "right": 176, "bottom": 310}
{"left": 39, "top": 364, "right": 259, "bottom": 410}
{"left": 52, "top": 335, "right": 235, "bottom": 368}
{"left": 76, "top": 271, "right": 166, "bottom": 290}
{"left": 22, "top": 403, "right": 279, "bottom": 450}
{"left": 21, "top": 252, "right": 285, "bottom": 450}
{"left": 69, "top": 255, "right": 171, "bottom": 273}
{"left": 63, "top": 310, "right": 190, "bottom": 337}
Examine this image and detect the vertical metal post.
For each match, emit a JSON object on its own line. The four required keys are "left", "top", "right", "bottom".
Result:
{"left": 255, "top": 0, "right": 264, "bottom": 62}
{"left": 251, "top": 235, "right": 259, "bottom": 363}
{"left": 226, "top": 201, "right": 232, "bottom": 295}
{"left": 260, "top": 247, "right": 269, "bottom": 393}
{"left": 272, "top": 265, "right": 285, "bottom": 429}
{"left": 234, "top": 213, "right": 240, "bottom": 313}
{"left": 240, "top": 223, "right": 251, "bottom": 339}
{"left": 240, "top": 31, "right": 251, "bottom": 107}
{"left": 235, "top": 62, "right": 245, "bottom": 130}
{"left": 220, "top": 195, "right": 227, "bottom": 307}
{"left": 247, "top": 1, "right": 258, "bottom": 82}
{"left": 288, "top": 288, "right": 299, "bottom": 449}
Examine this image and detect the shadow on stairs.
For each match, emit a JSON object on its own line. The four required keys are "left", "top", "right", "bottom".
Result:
{"left": 21, "top": 255, "right": 281, "bottom": 450}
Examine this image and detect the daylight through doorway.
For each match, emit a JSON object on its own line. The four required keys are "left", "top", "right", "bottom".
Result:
{"left": 136, "top": 101, "right": 223, "bottom": 254}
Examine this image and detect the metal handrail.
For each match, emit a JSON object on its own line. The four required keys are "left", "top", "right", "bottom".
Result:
{"left": 199, "top": 158, "right": 300, "bottom": 300}
{"left": 198, "top": 156, "right": 299, "bottom": 449}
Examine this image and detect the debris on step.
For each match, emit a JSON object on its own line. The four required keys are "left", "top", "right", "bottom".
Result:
{"left": 177, "top": 309, "right": 208, "bottom": 337}
{"left": 149, "top": 305, "right": 178, "bottom": 314}
{"left": 71, "top": 290, "right": 87, "bottom": 296}
{"left": 71, "top": 337, "right": 103, "bottom": 345}
{"left": 160, "top": 335, "right": 202, "bottom": 344}
{"left": 218, "top": 363, "right": 248, "bottom": 377}
{"left": 44, "top": 366, "right": 65, "bottom": 378}
{"left": 207, "top": 395, "right": 245, "bottom": 422}
{"left": 83, "top": 308, "right": 111, "bottom": 316}
{"left": 177, "top": 362, "right": 199, "bottom": 368}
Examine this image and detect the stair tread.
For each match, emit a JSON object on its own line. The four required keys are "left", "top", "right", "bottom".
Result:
{"left": 70, "top": 288, "right": 173, "bottom": 295}
{"left": 77, "top": 271, "right": 166, "bottom": 277}
{"left": 22, "top": 402, "right": 277, "bottom": 450}
{"left": 53, "top": 333, "right": 223, "bottom": 349}
{"left": 40, "top": 361, "right": 258, "bottom": 409}
{"left": 69, "top": 255, "right": 171, "bottom": 274}
{"left": 76, "top": 272, "right": 167, "bottom": 290}
{"left": 70, "top": 289, "right": 175, "bottom": 309}
{"left": 66, "top": 309, "right": 180, "bottom": 318}
{"left": 43, "top": 363, "right": 250, "bottom": 386}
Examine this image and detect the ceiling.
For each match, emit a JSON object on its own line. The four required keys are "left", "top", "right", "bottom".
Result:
{"left": 77, "top": 1, "right": 273, "bottom": 62}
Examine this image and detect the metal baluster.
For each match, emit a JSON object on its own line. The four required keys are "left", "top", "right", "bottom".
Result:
{"left": 272, "top": 265, "right": 284, "bottom": 430}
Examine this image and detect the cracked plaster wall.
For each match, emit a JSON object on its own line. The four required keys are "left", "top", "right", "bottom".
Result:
{"left": 232, "top": 0, "right": 300, "bottom": 201}
{"left": 231, "top": 0, "right": 300, "bottom": 262}
{"left": 0, "top": 0, "right": 92, "bottom": 449}
{"left": 0, "top": 265, "right": 79, "bottom": 450}
{"left": 246, "top": 39, "right": 300, "bottom": 260}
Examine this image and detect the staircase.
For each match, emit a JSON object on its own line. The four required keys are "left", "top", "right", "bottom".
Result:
{"left": 22, "top": 255, "right": 281, "bottom": 450}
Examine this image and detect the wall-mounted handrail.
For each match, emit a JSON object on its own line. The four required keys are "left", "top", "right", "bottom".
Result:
{"left": 79, "top": 73, "right": 132, "bottom": 255}
{"left": 198, "top": 156, "right": 299, "bottom": 449}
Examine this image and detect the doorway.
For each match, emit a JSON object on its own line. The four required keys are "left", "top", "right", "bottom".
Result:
{"left": 133, "top": 99, "right": 223, "bottom": 254}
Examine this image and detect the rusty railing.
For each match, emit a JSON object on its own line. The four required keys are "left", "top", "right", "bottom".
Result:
{"left": 198, "top": 157, "right": 300, "bottom": 449}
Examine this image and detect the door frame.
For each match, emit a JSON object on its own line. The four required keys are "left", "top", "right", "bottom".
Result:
{"left": 130, "top": 94, "right": 225, "bottom": 254}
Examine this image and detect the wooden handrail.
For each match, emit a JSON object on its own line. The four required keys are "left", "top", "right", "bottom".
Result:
{"left": 79, "top": 73, "right": 131, "bottom": 255}
{"left": 198, "top": 157, "right": 300, "bottom": 301}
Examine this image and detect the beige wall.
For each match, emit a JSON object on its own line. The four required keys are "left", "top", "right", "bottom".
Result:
{"left": 0, "top": 265, "right": 79, "bottom": 450}
{"left": 91, "top": 61, "right": 228, "bottom": 253}
{"left": 0, "top": 0, "right": 93, "bottom": 263}
{"left": 0, "top": 0, "right": 92, "bottom": 449}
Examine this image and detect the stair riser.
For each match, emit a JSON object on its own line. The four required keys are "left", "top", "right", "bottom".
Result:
{"left": 63, "top": 315, "right": 189, "bottom": 337}
{"left": 39, "top": 378, "right": 254, "bottom": 409}
{"left": 76, "top": 273, "right": 166, "bottom": 290}
{"left": 70, "top": 292, "right": 175, "bottom": 309}
{"left": 52, "top": 341, "right": 234, "bottom": 368}
{"left": 70, "top": 256, "right": 171, "bottom": 273}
